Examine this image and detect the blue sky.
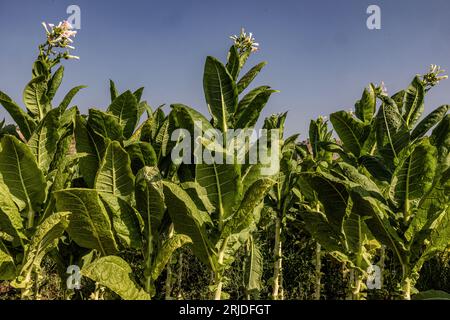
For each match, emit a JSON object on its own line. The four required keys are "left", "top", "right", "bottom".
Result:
{"left": 1, "top": 0, "right": 450, "bottom": 136}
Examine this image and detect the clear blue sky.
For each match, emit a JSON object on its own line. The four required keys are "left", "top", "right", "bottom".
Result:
{"left": 1, "top": 0, "right": 450, "bottom": 136}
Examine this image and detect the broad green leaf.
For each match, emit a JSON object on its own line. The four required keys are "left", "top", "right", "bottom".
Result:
{"left": 203, "top": 56, "right": 238, "bottom": 131}
{"left": 0, "top": 240, "right": 16, "bottom": 280}
{"left": 133, "top": 87, "right": 144, "bottom": 103}
{"left": 389, "top": 140, "right": 437, "bottom": 209}
{"left": 221, "top": 178, "right": 274, "bottom": 237}
{"left": 109, "top": 80, "right": 118, "bottom": 102}
{"left": 236, "top": 61, "right": 267, "bottom": 95}
{"left": 47, "top": 66, "right": 64, "bottom": 101}
{"left": 100, "top": 194, "right": 142, "bottom": 249}
{"left": 411, "top": 105, "right": 448, "bottom": 140}
{"left": 22, "top": 211, "right": 70, "bottom": 267}
{"left": 151, "top": 234, "right": 192, "bottom": 280}
{"left": 350, "top": 188, "right": 407, "bottom": 266}
{"left": 0, "top": 91, "right": 36, "bottom": 140}
{"left": 431, "top": 114, "right": 450, "bottom": 169}
{"left": 243, "top": 236, "right": 263, "bottom": 294}
{"left": 358, "top": 155, "right": 392, "bottom": 182}
{"left": 226, "top": 45, "right": 240, "bottom": 80}
{"left": 27, "top": 107, "right": 60, "bottom": 173}
{"left": 54, "top": 189, "right": 118, "bottom": 255}
{"left": 403, "top": 76, "right": 425, "bottom": 128}
{"left": 163, "top": 181, "right": 217, "bottom": 271}
{"left": 0, "top": 181, "right": 26, "bottom": 241}
{"left": 135, "top": 167, "right": 165, "bottom": 238}
{"left": 196, "top": 160, "right": 242, "bottom": 222}
{"left": 300, "top": 210, "right": 344, "bottom": 253}
{"left": 355, "top": 84, "right": 376, "bottom": 123}
{"left": 375, "top": 99, "right": 410, "bottom": 166}
{"left": 57, "top": 85, "right": 86, "bottom": 110}
{"left": 107, "top": 90, "right": 139, "bottom": 138}
{"left": 23, "top": 75, "right": 48, "bottom": 119}
{"left": 330, "top": 111, "right": 369, "bottom": 157}
{"left": 301, "top": 173, "right": 349, "bottom": 232}
{"left": 95, "top": 140, "right": 134, "bottom": 199}
{"left": 413, "top": 290, "right": 450, "bottom": 300}
{"left": 420, "top": 207, "right": 450, "bottom": 261}
{"left": 88, "top": 109, "right": 123, "bottom": 141}
{"left": 75, "top": 115, "right": 104, "bottom": 187}
{"left": 0, "top": 135, "right": 45, "bottom": 213}
{"left": 125, "top": 142, "right": 157, "bottom": 175}
{"left": 234, "top": 86, "right": 276, "bottom": 128}
{"left": 82, "top": 256, "right": 150, "bottom": 300}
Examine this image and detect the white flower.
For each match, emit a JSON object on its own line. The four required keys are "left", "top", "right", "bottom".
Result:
{"left": 42, "top": 20, "right": 77, "bottom": 48}
{"left": 230, "top": 28, "right": 259, "bottom": 53}
{"left": 423, "top": 64, "right": 448, "bottom": 88}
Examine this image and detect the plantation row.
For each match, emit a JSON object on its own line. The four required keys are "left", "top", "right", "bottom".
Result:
{"left": 0, "top": 25, "right": 449, "bottom": 300}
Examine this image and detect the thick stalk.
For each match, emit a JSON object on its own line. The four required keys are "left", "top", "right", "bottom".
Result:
{"left": 165, "top": 224, "right": 175, "bottom": 300}
{"left": 176, "top": 252, "right": 183, "bottom": 300}
{"left": 272, "top": 216, "right": 282, "bottom": 300}
{"left": 314, "top": 242, "right": 321, "bottom": 300}
{"left": 214, "top": 237, "right": 229, "bottom": 300}
{"left": 402, "top": 278, "right": 412, "bottom": 300}
{"left": 379, "top": 245, "right": 385, "bottom": 288}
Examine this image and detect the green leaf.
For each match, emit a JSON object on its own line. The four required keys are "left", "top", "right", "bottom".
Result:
{"left": 82, "top": 256, "right": 150, "bottom": 300}
{"left": 54, "top": 188, "right": 118, "bottom": 255}
{"left": 243, "top": 236, "right": 263, "bottom": 294}
{"left": 47, "top": 66, "right": 64, "bottom": 101}
{"left": 203, "top": 56, "right": 238, "bottom": 131}
{"left": 358, "top": 155, "right": 392, "bottom": 182}
{"left": 133, "top": 87, "right": 145, "bottom": 103}
{"left": 413, "top": 290, "right": 450, "bottom": 300}
{"left": 420, "top": 207, "right": 450, "bottom": 261}
{"left": 100, "top": 194, "right": 142, "bottom": 249}
{"left": 27, "top": 107, "right": 60, "bottom": 173}
{"left": 236, "top": 62, "right": 267, "bottom": 95}
{"left": 23, "top": 75, "right": 48, "bottom": 119}
{"left": 226, "top": 45, "right": 240, "bottom": 80}
{"left": 58, "top": 85, "right": 86, "bottom": 110}
{"left": 430, "top": 114, "right": 449, "bottom": 168}
{"left": 234, "top": 86, "right": 276, "bottom": 128}
{"left": 196, "top": 160, "right": 242, "bottom": 222}
{"left": 75, "top": 115, "right": 104, "bottom": 187}
{"left": 375, "top": 99, "right": 410, "bottom": 166}
{"left": 350, "top": 188, "right": 407, "bottom": 266}
{"left": 151, "top": 234, "right": 192, "bottom": 280}
{"left": 330, "top": 111, "right": 369, "bottom": 157}
{"left": 163, "top": 181, "right": 217, "bottom": 271}
{"left": 222, "top": 178, "right": 274, "bottom": 237}
{"left": 88, "top": 109, "right": 123, "bottom": 141}
{"left": 389, "top": 140, "right": 437, "bottom": 209}
{"left": 107, "top": 90, "right": 139, "bottom": 138}
{"left": 95, "top": 140, "right": 135, "bottom": 199}
{"left": 109, "top": 80, "right": 118, "bottom": 102}
{"left": 0, "top": 135, "right": 46, "bottom": 213}
{"left": 355, "top": 84, "right": 376, "bottom": 123}
{"left": 0, "top": 91, "right": 36, "bottom": 140}
{"left": 411, "top": 105, "right": 448, "bottom": 140}
{"left": 300, "top": 210, "right": 344, "bottom": 253}
{"left": 403, "top": 76, "right": 425, "bottom": 128}
{"left": 135, "top": 167, "right": 165, "bottom": 239}
{"left": 0, "top": 181, "right": 26, "bottom": 241}
{"left": 0, "top": 240, "right": 16, "bottom": 280}
{"left": 22, "top": 211, "right": 70, "bottom": 269}
{"left": 301, "top": 173, "right": 349, "bottom": 232}
{"left": 125, "top": 142, "right": 157, "bottom": 175}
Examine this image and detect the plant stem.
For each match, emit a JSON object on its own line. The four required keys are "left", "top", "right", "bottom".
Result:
{"left": 176, "top": 252, "right": 183, "bottom": 300}
{"left": 272, "top": 216, "right": 282, "bottom": 300}
{"left": 165, "top": 224, "right": 175, "bottom": 300}
{"left": 214, "top": 237, "right": 229, "bottom": 300}
{"left": 314, "top": 242, "right": 321, "bottom": 300}
{"left": 402, "top": 278, "right": 412, "bottom": 300}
